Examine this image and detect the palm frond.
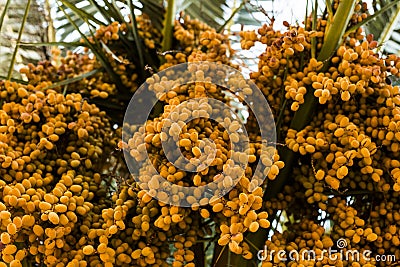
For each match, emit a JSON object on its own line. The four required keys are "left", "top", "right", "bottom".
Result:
{"left": 181, "top": 0, "right": 229, "bottom": 29}
{"left": 138, "top": 0, "right": 164, "bottom": 31}
{"left": 55, "top": 0, "right": 107, "bottom": 41}
{"left": 234, "top": 1, "right": 275, "bottom": 27}
{"left": 365, "top": 0, "right": 400, "bottom": 54}
{"left": 7, "top": 0, "right": 32, "bottom": 79}
{"left": 55, "top": 0, "right": 165, "bottom": 41}
{"left": 385, "top": 28, "right": 400, "bottom": 54}
{"left": 0, "top": 0, "right": 48, "bottom": 78}
{"left": 182, "top": 0, "right": 275, "bottom": 32}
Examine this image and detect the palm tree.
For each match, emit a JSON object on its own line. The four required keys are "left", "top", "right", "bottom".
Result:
{"left": 1, "top": 1, "right": 400, "bottom": 267}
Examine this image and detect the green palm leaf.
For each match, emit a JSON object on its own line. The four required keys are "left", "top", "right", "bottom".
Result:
{"left": 0, "top": 0, "right": 48, "bottom": 78}
{"left": 180, "top": 0, "right": 229, "bottom": 29}
{"left": 364, "top": 0, "right": 400, "bottom": 53}
{"left": 55, "top": 0, "right": 165, "bottom": 41}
